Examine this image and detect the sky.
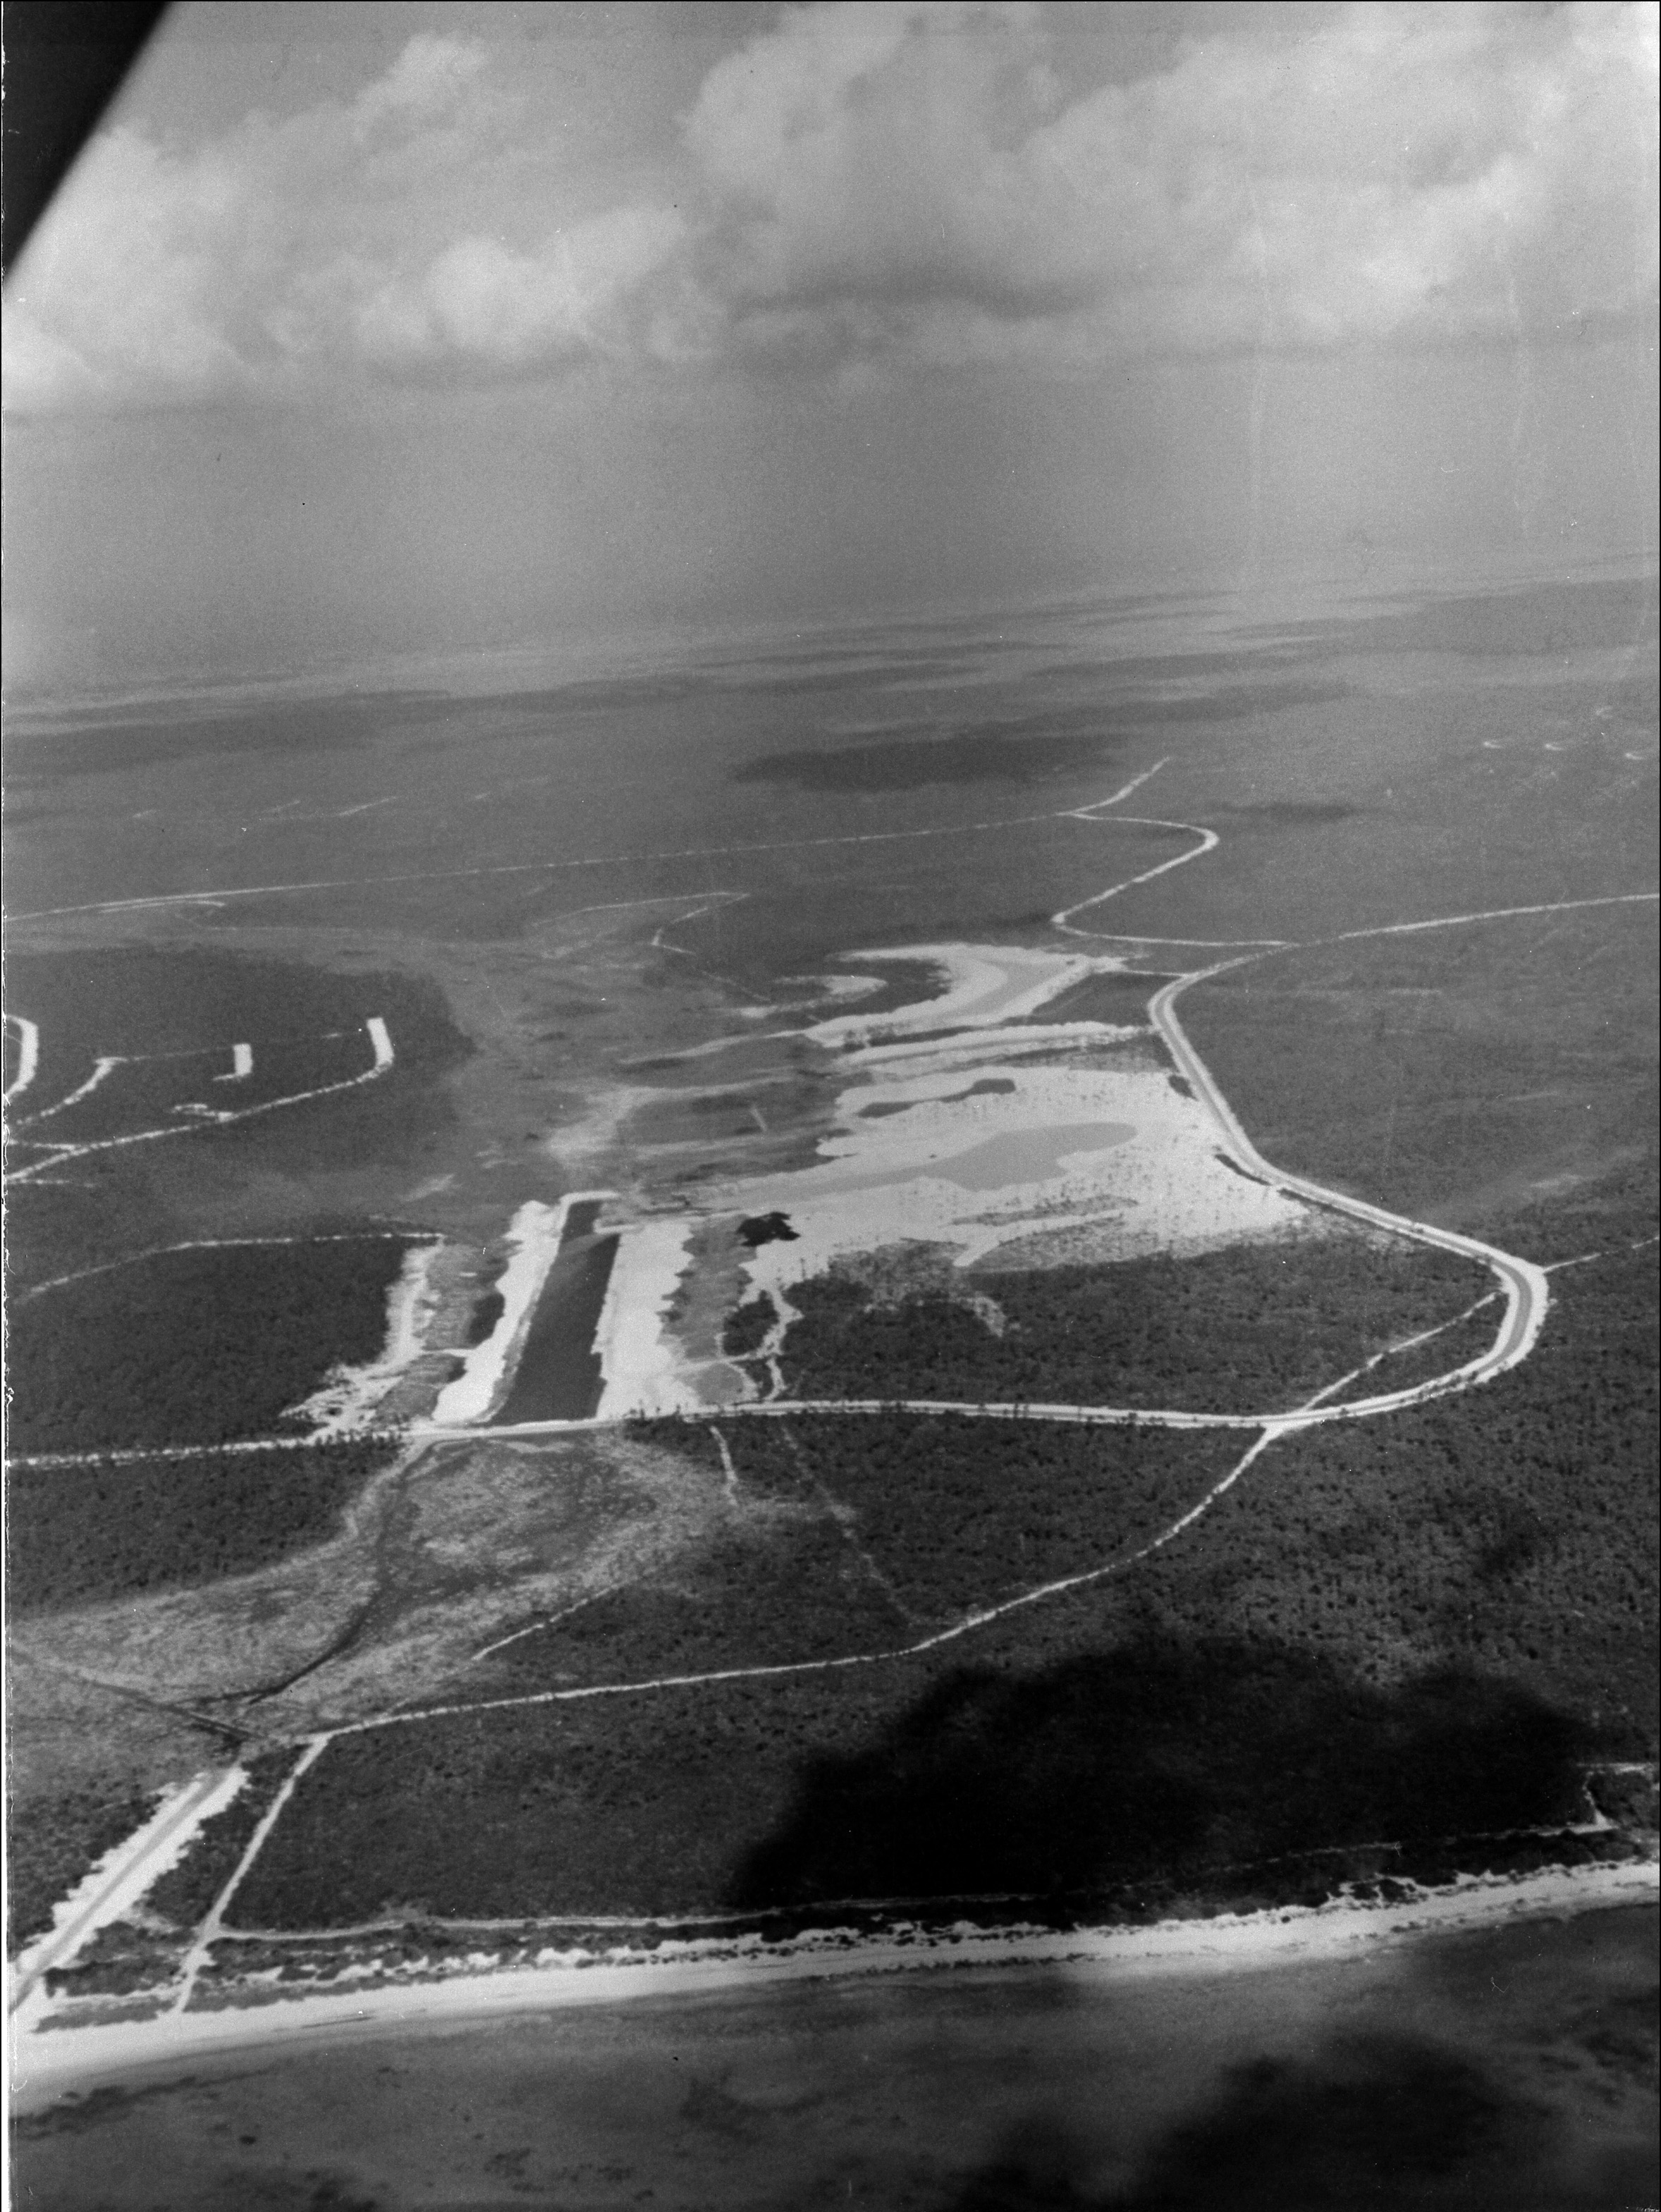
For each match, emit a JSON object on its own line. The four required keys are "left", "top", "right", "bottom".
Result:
{"left": 4, "top": 1, "right": 1657, "bottom": 696}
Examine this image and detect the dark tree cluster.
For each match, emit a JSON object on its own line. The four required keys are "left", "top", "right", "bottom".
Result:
{"left": 775, "top": 1236, "right": 1489, "bottom": 1415}
{"left": 1124, "top": 1236, "right": 1659, "bottom": 1753}
{"left": 472, "top": 1415, "right": 1227, "bottom": 1699}
{"left": 140, "top": 1750, "right": 306, "bottom": 1929}
{"left": 721, "top": 1294, "right": 776, "bottom": 1356}
{"left": 8, "top": 1239, "right": 412, "bottom": 1455}
{"left": 7, "top": 1437, "right": 400, "bottom": 1614}
{"left": 6, "top": 1783, "right": 161, "bottom": 1956}
{"left": 5, "top": 944, "right": 470, "bottom": 1291}
{"left": 713, "top": 1413, "right": 1233, "bottom": 1622}
{"left": 482, "top": 1521, "right": 912, "bottom": 1697}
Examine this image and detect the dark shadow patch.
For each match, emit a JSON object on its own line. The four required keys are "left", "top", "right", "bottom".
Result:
{"left": 5, "top": 691, "right": 461, "bottom": 780}
{"left": 733, "top": 730, "right": 1120, "bottom": 792}
{"left": 13, "top": 2074, "right": 241, "bottom": 2138}
{"left": 739, "top": 1211, "right": 799, "bottom": 1248}
{"left": 729, "top": 1640, "right": 1593, "bottom": 1917}
{"left": 858, "top": 1076, "right": 1018, "bottom": 1119}
{"left": 1355, "top": 574, "right": 1659, "bottom": 661}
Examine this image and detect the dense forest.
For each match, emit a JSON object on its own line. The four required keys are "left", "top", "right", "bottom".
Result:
{"left": 4, "top": 945, "right": 470, "bottom": 1290}
{"left": 229, "top": 1629, "right": 1602, "bottom": 1932}
{"left": 774, "top": 1231, "right": 1491, "bottom": 1413}
{"left": 8, "top": 1239, "right": 411, "bottom": 1455}
{"left": 8, "top": 1437, "right": 400, "bottom": 1613}
{"left": 142, "top": 1750, "right": 305, "bottom": 1929}
{"left": 6, "top": 945, "right": 468, "bottom": 1089}
{"left": 477, "top": 1417, "right": 1234, "bottom": 1695}
{"left": 7, "top": 1783, "right": 161, "bottom": 1956}
{"left": 1122, "top": 1230, "right": 1659, "bottom": 1755}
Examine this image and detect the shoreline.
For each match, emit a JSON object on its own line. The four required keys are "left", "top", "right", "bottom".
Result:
{"left": 13, "top": 1855, "right": 1655, "bottom": 2108}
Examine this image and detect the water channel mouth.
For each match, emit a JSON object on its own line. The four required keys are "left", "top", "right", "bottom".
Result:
{"left": 493, "top": 1201, "right": 619, "bottom": 1423}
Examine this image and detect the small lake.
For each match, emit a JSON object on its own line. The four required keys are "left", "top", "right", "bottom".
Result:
{"left": 494, "top": 1201, "right": 618, "bottom": 1423}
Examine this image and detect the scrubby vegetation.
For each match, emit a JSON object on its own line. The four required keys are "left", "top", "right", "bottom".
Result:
{"left": 776, "top": 1231, "right": 1491, "bottom": 1413}
{"left": 4, "top": 945, "right": 469, "bottom": 1291}
{"left": 7, "top": 1438, "right": 400, "bottom": 1614}
{"left": 482, "top": 1521, "right": 911, "bottom": 1695}
{"left": 713, "top": 1415, "right": 1232, "bottom": 1623}
{"left": 228, "top": 1633, "right": 1598, "bottom": 1931}
{"left": 7, "top": 1784, "right": 161, "bottom": 1955}
{"left": 1124, "top": 1230, "right": 1659, "bottom": 1753}
{"left": 1328, "top": 1303, "right": 1498, "bottom": 1403}
{"left": 5, "top": 945, "right": 467, "bottom": 1098}
{"left": 1178, "top": 906, "right": 1657, "bottom": 1234}
{"left": 721, "top": 1295, "right": 776, "bottom": 1356}
{"left": 223, "top": 1198, "right": 1654, "bottom": 1934}
{"left": 141, "top": 1751, "right": 305, "bottom": 1929}
{"left": 474, "top": 1416, "right": 1232, "bottom": 1694}
{"left": 8, "top": 1239, "right": 411, "bottom": 1454}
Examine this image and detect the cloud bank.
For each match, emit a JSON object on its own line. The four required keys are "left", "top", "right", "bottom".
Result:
{"left": 6, "top": 3, "right": 1656, "bottom": 411}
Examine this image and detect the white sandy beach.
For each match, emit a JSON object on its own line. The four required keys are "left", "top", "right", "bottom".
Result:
{"left": 593, "top": 1218, "right": 701, "bottom": 1418}
{"left": 13, "top": 1857, "right": 1655, "bottom": 2109}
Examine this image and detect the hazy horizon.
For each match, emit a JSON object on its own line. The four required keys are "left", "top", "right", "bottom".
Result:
{"left": 4, "top": 1, "right": 1657, "bottom": 699}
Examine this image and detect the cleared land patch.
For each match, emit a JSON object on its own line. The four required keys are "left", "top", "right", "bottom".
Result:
{"left": 13, "top": 1432, "right": 754, "bottom": 1746}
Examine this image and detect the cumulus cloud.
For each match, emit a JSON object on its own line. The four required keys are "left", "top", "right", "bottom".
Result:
{"left": 1, "top": 30, "right": 684, "bottom": 410}
{"left": 4, "top": 4, "right": 1655, "bottom": 412}
{"left": 687, "top": 0, "right": 1660, "bottom": 367}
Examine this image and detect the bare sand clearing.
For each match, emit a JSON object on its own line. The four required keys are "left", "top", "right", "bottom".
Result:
{"left": 556, "top": 942, "right": 1316, "bottom": 1418}
{"left": 593, "top": 1217, "right": 704, "bottom": 1418}
{"left": 730, "top": 1050, "right": 1311, "bottom": 1293}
